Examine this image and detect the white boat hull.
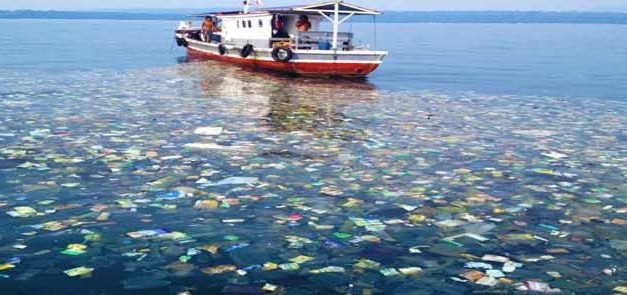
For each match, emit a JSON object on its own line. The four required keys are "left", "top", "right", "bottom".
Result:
{"left": 184, "top": 38, "right": 387, "bottom": 78}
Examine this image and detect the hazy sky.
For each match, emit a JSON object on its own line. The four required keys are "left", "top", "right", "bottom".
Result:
{"left": 1, "top": 0, "right": 626, "bottom": 11}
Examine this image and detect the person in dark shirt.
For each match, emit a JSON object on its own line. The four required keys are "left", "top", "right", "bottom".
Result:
{"left": 272, "top": 16, "right": 290, "bottom": 38}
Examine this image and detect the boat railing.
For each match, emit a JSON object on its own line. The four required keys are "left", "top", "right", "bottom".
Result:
{"left": 294, "top": 31, "right": 354, "bottom": 50}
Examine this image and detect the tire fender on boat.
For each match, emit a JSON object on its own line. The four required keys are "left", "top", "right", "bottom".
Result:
{"left": 240, "top": 44, "right": 254, "bottom": 58}
{"left": 271, "top": 47, "right": 294, "bottom": 62}
{"left": 176, "top": 37, "right": 188, "bottom": 48}
{"left": 218, "top": 44, "right": 227, "bottom": 55}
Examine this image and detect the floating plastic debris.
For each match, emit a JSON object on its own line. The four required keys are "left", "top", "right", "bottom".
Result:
{"left": 194, "top": 127, "right": 224, "bottom": 136}
{"left": 0, "top": 62, "right": 625, "bottom": 294}
{"left": 64, "top": 267, "right": 94, "bottom": 277}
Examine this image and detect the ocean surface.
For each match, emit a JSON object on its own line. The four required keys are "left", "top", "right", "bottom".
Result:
{"left": 2, "top": 19, "right": 627, "bottom": 98}
{"left": 0, "top": 19, "right": 626, "bottom": 294}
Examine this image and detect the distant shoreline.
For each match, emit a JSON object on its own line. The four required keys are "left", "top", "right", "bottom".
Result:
{"left": 1, "top": 10, "right": 627, "bottom": 24}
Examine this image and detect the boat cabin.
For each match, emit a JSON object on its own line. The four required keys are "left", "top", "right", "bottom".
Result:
{"left": 175, "top": 1, "right": 387, "bottom": 78}
{"left": 192, "top": 1, "right": 381, "bottom": 51}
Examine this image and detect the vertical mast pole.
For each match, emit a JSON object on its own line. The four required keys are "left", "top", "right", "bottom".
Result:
{"left": 244, "top": 0, "right": 249, "bottom": 14}
{"left": 332, "top": 0, "right": 339, "bottom": 50}
{"left": 373, "top": 15, "right": 377, "bottom": 49}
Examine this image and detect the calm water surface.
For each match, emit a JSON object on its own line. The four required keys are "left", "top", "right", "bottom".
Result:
{"left": 0, "top": 19, "right": 626, "bottom": 294}
{"left": 1, "top": 19, "right": 627, "bottom": 98}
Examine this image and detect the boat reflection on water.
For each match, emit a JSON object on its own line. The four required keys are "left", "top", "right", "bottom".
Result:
{"left": 181, "top": 59, "right": 380, "bottom": 138}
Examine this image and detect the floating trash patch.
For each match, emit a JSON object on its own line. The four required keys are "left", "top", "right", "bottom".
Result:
{"left": 0, "top": 63, "right": 625, "bottom": 294}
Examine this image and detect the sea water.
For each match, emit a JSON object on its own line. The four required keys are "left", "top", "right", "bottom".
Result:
{"left": 0, "top": 19, "right": 626, "bottom": 294}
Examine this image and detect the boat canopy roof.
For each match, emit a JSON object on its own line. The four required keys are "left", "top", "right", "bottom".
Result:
{"left": 194, "top": 1, "right": 382, "bottom": 17}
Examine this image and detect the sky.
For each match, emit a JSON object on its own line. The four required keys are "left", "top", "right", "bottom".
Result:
{"left": 1, "top": 0, "right": 626, "bottom": 12}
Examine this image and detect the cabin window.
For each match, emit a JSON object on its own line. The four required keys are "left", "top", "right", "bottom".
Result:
{"left": 258, "top": 20, "right": 263, "bottom": 27}
{"left": 237, "top": 20, "right": 240, "bottom": 28}
{"left": 248, "top": 20, "right": 252, "bottom": 28}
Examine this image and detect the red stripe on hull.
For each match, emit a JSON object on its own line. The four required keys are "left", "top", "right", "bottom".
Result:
{"left": 187, "top": 47, "right": 380, "bottom": 78}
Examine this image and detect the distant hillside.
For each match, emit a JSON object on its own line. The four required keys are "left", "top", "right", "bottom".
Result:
{"left": 0, "top": 10, "right": 186, "bottom": 20}
{"left": 1, "top": 10, "right": 627, "bottom": 24}
{"left": 380, "top": 11, "right": 627, "bottom": 24}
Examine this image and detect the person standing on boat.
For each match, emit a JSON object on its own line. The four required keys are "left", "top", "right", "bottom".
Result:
{"left": 296, "top": 15, "right": 312, "bottom": 32}
{"left": 272, "top": 16, "right": 290, "bottom": 38}
{"left": 201, "top": 16, "right": 214, "bottom": 42}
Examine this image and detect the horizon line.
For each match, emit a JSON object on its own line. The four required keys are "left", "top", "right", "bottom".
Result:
{"left": 2, "top": 8, "right": 627, "bottom": 13}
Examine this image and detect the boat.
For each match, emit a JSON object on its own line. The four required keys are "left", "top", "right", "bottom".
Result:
{"left": 175, "top": 0, "right": 388, "bottom": 78}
